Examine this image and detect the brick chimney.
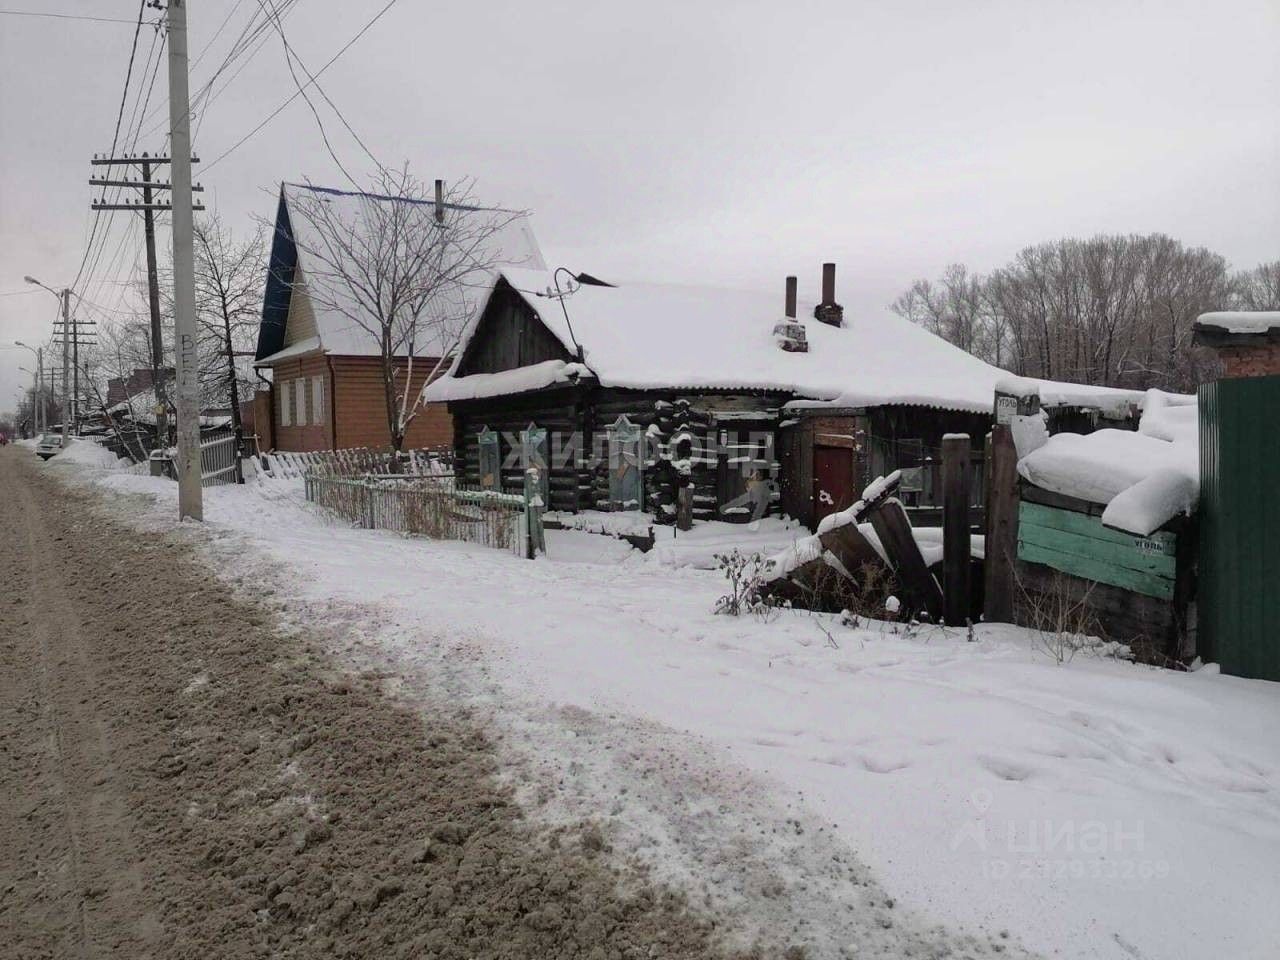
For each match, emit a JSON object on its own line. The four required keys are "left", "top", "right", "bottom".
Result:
{"left": 813, "top": 262, "right": 844, "bottom": 327}
{"left": 1193, "top": 312, "right": 1280, "bottom": 378}
{"left": 434, "top": 179, "right": 445, "bottom": 224}
{"left": 774, "top": 275, "right": 808, "bottom": 352}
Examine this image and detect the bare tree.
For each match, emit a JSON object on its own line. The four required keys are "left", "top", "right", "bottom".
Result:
{"left": 284, "top": 167, "right": 527, "bottom": 458}
{"left": 193, "top": 215, "right": 266, "bottom": 458}
{"left": 893, "top": 233, "right": 1246, "bottom": 392}
{"left": 1232, "top": 260, "right": 1280, "bottom": 310}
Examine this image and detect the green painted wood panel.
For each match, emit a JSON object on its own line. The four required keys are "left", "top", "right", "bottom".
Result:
{"left": 1019, "top": 501, "right": 1175, "bottom": 555}
{"left": 1019, "top": 519, "right": 1176, "bottom": 579}
{"left": 1016, "top": 501, "right": 1177, "bottom": 600}
{"left": 1017, "top": 540, "right": 1175, "bottom": 600}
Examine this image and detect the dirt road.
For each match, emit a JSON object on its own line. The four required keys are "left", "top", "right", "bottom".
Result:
{"left": 0, "top": 449, "right": 738, "bottom": 959}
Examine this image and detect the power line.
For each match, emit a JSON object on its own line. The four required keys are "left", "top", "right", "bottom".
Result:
{"left": 0, "top": 9, "right": 158, "bottom": 25}
{"left": 204, "top": 0, "right": 399, "bottom": 173}
{"left": 69, "top": 0, "right": 150, "bottom": 299}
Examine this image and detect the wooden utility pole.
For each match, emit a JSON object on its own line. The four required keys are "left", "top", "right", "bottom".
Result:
{"left": 91, "top": 155, "right": 204, "bottom": 453}
{"left": 942, "top": 433, "right": 971, "bottom": 627}
{"left": 167, "top": 0, "right": 201, "bottom": 520}
{"left": 143, "top": 157, "right": 168, "bottom": 448}
{"left": 983, "top": 390, "right": 1038, "bottom": 623}
{"left": 59, "top": 290, "right": 70, "bottom": 445}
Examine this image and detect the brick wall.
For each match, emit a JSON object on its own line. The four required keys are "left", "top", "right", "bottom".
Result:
{"left": 1220, "top": 342, "right": 1280, "bottom": 379}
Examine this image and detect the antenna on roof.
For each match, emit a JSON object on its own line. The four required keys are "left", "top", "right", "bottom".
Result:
{"left": 552, "top": 267, "right": 586, "bottom": 363}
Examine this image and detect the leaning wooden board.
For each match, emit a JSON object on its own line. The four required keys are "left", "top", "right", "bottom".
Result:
{"left": 1017, "top": 500, "right": 1177, "bottom": 600}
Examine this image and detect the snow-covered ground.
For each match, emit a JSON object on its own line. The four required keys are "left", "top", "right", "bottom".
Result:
{"left": 41, "top": 454, "right": 1280, "bottom": 960}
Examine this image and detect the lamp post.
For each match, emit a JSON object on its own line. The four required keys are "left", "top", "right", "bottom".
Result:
{"left": 23, "top": 277, "right": 70, "bottom": 446}
{"left": 14, "top": 341, "right": 43, "bottom": 436}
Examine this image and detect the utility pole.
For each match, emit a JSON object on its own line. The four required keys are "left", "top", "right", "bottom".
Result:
{"left": 60, "top": 289, "right": 70, "bottom": 446}
{"left": 90, "top": 154, "right": 204, "bottom": 451}
{"left": 35, "top": 346, "right": 43, "bottom": 436}
{"left": 142, "top": 157, "right": 167, "bottom": 449}
{"left": 167, "top": 0, "right": 202, "bottom": 520}
{"left": 52, "top": 306, "right": 96, "bottom": 436}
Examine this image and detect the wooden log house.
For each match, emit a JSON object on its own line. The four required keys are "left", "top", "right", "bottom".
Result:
{"left": 427, "top": 264, "right": 1028, "bottom": 529}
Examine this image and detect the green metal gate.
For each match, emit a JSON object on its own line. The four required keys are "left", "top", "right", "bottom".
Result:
{"left": 1198, "top": 375, "right": 1280, "bottom": 680}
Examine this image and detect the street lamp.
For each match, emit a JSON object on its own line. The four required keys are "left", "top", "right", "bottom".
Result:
{"left": 23, "top": 276, "right": 70, "bottom": 444}
{"left": 12, "top": 341, "right": 44, "bottom": 435}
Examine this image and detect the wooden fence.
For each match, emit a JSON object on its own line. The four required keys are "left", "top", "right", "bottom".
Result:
{"left": 304, "top": 472, "right": 541, "bottom": 558}
{"left": 261, "top": 446, "right": 452, "bottom": 480}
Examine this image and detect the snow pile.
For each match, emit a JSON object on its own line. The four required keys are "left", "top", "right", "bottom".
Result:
{"left": 50, "top": 437, "right": 126, "bottom": 470}
{"left": 1009, "top": 412, "right": 1048, "bottom": 458}
{"left": 1196, "top": 310, "right": 1280, "bottom": 334}
{"left": 1017, "top": 390, "right": 1198, "bottom": 535}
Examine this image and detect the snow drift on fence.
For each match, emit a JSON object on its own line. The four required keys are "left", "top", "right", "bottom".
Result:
{"left": 1015, "top": 389, "right": 1199, "bottom": 536}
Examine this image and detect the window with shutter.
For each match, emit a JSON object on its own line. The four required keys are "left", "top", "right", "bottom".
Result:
{"left": 279, "top": 381, "right": 292, "bottom": 427}
{"left": 294, "top": 379, "right": 306, "bottom": 427}
{"left": 311, "top": 376, "right": 324, "bottom": 425}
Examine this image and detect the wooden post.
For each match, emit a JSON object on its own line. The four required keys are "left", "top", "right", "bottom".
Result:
{"left": 524, "top": 465, "right": 546, "bottom": 557}
{"left": 869, "top": 499, "right": 945, "bottom": 622}
{"left": 942, "top": 434, "right": 971, "bottom": 626}
{"left": 984, "top": 388, "right": 1038, "bottom": 623}
{"left": 676, "top": 481, "right": 694, "bottom": 531}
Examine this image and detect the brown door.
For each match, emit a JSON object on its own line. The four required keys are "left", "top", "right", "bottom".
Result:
{"left": 812, "top": 445, "right": 855, "bottom": 526}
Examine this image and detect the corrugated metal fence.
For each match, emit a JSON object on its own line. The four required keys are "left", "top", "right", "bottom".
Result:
{"left": 1198, "top": 375, "right": 1280, "bottom": 680}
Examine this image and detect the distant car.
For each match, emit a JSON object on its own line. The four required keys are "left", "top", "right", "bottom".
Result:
{"left": 35, "top": 434, "right": 63, "bottom": 460}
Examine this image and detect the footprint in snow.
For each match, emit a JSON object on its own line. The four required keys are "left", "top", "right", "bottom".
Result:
{"left": 979, "top": 755, "right": 1035, "bottom": 782}
{"left": 858, "top": 754, "right": 912, "bottom": 774}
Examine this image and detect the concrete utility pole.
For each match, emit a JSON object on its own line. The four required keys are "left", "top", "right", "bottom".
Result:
{"left": 167, "top": 0, "right": 202, "bottom": 521}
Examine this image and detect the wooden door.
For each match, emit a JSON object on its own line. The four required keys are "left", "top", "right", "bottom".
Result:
{"left": 812, "top": 445, "right": 856, "bottom": 526}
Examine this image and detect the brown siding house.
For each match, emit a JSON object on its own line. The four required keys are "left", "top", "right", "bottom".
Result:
{"left": 253, "top": 182, "right": 545, "bottom": 454}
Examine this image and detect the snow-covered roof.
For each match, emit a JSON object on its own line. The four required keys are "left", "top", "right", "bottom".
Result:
{"left": 428, "top": 270, "right": 1168, "bottom": 415}
{"left": 1016, "top": 390, "right": 1199, "bottom": 536}
{"left": 254, "top": 335, "right": 322, "bottom": 367}
{"left": 994, "top": 375, "right": 1149, "bottom": 417}
{"left": 428, "top": 269, "right": 1012, "bottom": 411}
{"left": 1195, "top": 311, "right": 1280, "bottom": 335}
{"left": 257, "top": 183, "right": 546, "bottom": 362}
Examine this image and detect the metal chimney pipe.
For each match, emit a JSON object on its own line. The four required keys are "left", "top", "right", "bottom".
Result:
{"left": 822, "top": 262, "right": 836, "bottom": 306}
{"left": 785, "top": 276, "right": 797, "bottom": 319}
{"left": 434, "top": 179, "right": 444, "bottom": 223}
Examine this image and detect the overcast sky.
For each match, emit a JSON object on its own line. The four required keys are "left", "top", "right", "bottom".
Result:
{"left": 2, "top": 0, "right": 1277, "bottom": 417}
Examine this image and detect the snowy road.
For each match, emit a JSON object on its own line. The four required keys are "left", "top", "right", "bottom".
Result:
{"left": 0, "top": 449, "right": 766, "bottom": 959}
{"left": 22, "top": 442, "right": 1280, "bottom": 959}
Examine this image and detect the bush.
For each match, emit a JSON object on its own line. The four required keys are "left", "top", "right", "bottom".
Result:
{"left": 712, "top": 550, "right": 777, "bottom": 619}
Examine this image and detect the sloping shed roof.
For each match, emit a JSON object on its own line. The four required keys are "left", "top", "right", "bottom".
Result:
{"left": 255, "top": 183, "right": 545, "bottom": 364}
{"left": 428, "top": 269, "right": 1147, "bottom": 414}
